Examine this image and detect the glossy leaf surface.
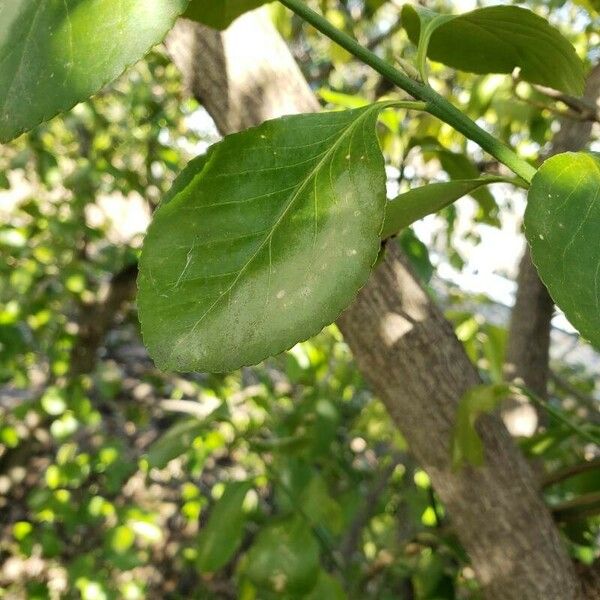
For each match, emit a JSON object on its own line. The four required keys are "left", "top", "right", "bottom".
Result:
{"left": 525, "top": 152, "right": 600, "bottom": 348}
{"left": 402, "top": 5, "right": 584, "bottom": 95}
{"left": 184, "top": 0, "right": 268, "bottom": 29}
{"left": 139, "top": 106, "right": 389, "bottom": 373}
{"left": 0, "top": 0, "right": 188, "bottom": 143}
{"left": 381, "top": 177, "right": 504, "bottom": 239}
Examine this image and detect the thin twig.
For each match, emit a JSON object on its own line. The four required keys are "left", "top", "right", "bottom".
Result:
{"left": 551, "top": 491, "right": 600, "bottom": 521}
{"left": 542, "top": 457, "right": 600, "bottom": 488}
{"left": 533, "top": 83, "right": 600, "bottom": 122}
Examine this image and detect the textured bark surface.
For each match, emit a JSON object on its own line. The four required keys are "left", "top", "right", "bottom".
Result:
{"left": 166, "top": 11, "right": 585, "bottom": 599}
{"left": 338, "top": 246, "right": 581, "bottom": 599}
{"left": 165, "top": 16, "right": 319, "bottom": 132}
{"left": 505, "top": 64, "right": 600, "bottom": 404}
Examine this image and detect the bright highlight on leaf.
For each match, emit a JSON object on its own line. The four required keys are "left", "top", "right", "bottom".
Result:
{"left": 402, "top": 5, "right": 585, "bottom": 95}
{"left": 184, "top": 0, "right": 269, "bottom": 29}
{"left": 139, "top": 105, "right": 400, "bottom": 373}
{"left": 525, "top": 152, "right": 600, "bottom": 349}
{"left": 0, "top": 0, "right": 188, "bottom": 143}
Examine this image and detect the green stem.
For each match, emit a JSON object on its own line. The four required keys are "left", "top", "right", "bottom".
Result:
{"left": 279, "top": 0, "right": 537, "bottom": 184}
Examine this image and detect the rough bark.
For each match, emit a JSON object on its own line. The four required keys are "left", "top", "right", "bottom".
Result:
{"left": 505, "top": 64, "right": 600, "bottom": 407}
{"left": 166, "top": 10, "right": 585, "bottom": 599}
{"left": 339, "top": 246, "right": 579, "bottom": 599}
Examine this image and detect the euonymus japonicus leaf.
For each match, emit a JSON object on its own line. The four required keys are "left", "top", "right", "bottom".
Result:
{"left": 0, "top": 0, "right": 188, "bottom": 143}
{"left": 184, "top": 0, "right": 268, "bottom": 29}
{"left": 525, "top": 152, "right": 600, "bottom": 348}
{"left": 401, "top": 5, "right": 584, "bottom": 95}
{"left": 139, "top": 104, "right": 394, "bottom": 373}
{"left": 197, "top": 481, "right": 251, "bottom": 572}
{"left": 381, "top": 177, "right": 505, "bottom": 239}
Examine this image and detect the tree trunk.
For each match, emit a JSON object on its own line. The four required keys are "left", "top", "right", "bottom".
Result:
{"left": 165, "top": 10, "right": 588, "bottom": 599}
{"left": 504, "top": 64, "right": 600, "bottom": 432}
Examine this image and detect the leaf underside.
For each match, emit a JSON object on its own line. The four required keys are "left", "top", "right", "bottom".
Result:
{"left": 184, "top": 0, "right": 268, "bottom": 29}
{"left": 138, "top": 106, "right": 389, "bottom": 373}
{"left": 402, "top": 5, "right": 585, "bottom": 95}
{"left": 0, "top": 0, "right": 188, "bottom": 142}
{"left": 525, "top": 152, "right": 600, "bottom": 348}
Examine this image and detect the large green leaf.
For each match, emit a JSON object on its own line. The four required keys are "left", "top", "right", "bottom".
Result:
{"left": 381, "top": 177, "right": 504, "bottom": 239}
{"left": 525, "top": 152, "right": 600, "bottom": 348}
{"left": 0, "top": 0, "right": 188, "bottom": 143}
{"left": 184, "top": 0, "right": 268, "bottom": 29}
{"left": 242, "top": 516, "right": 320, "bottom": 594}
{"left": 197, "top": 481, "right": 251, "bottom": 572}
{"left": 402, "top": 5, "right": 585, "bottom": 95}
{"left": 139, "top": 105, "right": 391, "bottom": 373}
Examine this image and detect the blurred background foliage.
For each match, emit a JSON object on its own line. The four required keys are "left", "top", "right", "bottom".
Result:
{"left": 1, "top": 0, "right": 599, "bottom": 598}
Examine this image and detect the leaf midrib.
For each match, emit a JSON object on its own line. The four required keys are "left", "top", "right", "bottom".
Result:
{"left": 169, "top": 106, "right": 378, "bottom": 356}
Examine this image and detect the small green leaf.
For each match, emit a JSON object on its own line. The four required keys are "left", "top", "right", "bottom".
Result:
{"left": 184, "top": 0, "right": 268, "bottom": 29}
{"left": 397, "top": 229, "right": 434, "bottom": 284}
{"left": 409, "top": 138, "right": 501, "bottom": 224}
{"left": 301, "top": 475, "right": 343, "bottom": 534}
{"left": 452, "top": 383, "right": 510, "bottom": 469}
{"left": 146, "top": 419, "right": 205, "bottom": 470}
{"left": 0, "top": 0, "right": 188, "bottom": 142}
{"left": 139, "top": 105, "right": 393, "bottom": 373}
{"left": 402, "top": 5, "right": 585, "bottom": 95}
{"left": 381, "top": 177, "right": 504, "bottom": 239}
{"left": 305, "top": 571, "right": 347, "bottom": 600}
{"left": 242, "top": 516, "right": 320, "bottom": 594}
{"left": 197, "top": 481, "right": 252, "bottom": 572}
{"left": 525, "top": 152, "right": 600, "bottom": 348}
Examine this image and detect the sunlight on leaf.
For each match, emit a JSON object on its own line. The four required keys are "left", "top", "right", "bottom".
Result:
{"left": 525, "top": 152, "right": 600, "bottom": 348}
{"left": 402, "top": 5, "right": 585, "bottom": 95}
{"left": 0, "top": 0, "right": 188, "bottom": 142}
{"left": 139, "top": 104, "right": 401, "bottom": 372}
